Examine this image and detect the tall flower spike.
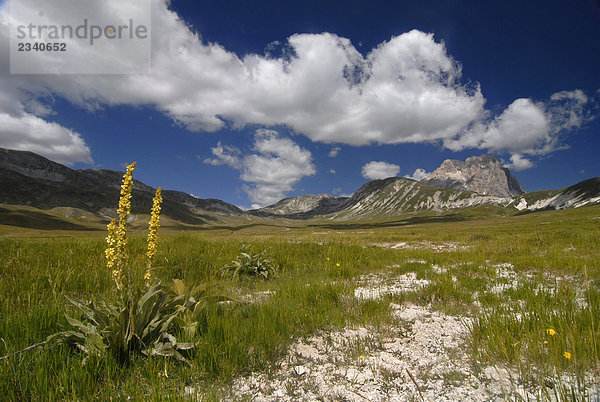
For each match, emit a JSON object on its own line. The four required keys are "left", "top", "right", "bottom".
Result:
{"left": 105, "top": 218, "right": 120, "bottom": 287}
{"left": 113, "top": 162, "right": 136, "bottom": 291}
{"left": 145, "top": 187, "right": 162, "bottom": 286}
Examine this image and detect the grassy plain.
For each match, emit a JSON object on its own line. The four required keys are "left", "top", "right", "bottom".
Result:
{"left": 0, "top": 205, "right": 599, "bottom": 400}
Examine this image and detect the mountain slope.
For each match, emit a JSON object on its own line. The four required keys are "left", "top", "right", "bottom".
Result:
{"left": 514, "top": 177, "right": 600, "bottom": 211}
{"left": 421, "top": 154, "right": 525, "bottom": 197}
{"left": 253, "top": 194, "right": 348, "bottom": 216}
{"left": 326, "top": 177, "right": 514, "bottom": 220}
{"left": 2, "top": 147, "right": 598, "bottom": 229}
{"left": 0, "top": 147, "right": 242, "bottom": 224}
{"left": 277, "top": 175, "right": 600, "bottom": 221}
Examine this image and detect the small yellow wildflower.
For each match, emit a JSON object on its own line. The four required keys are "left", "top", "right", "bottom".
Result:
{"left": 143, "top": 270, "right": 152, "bottom": 285}
{"left": 336, "top": 263, "right": 340, "bottom": 267}
{"left": 544, "top": 341, "right": 548, "bottom": 345}
{"left": 546, "top": 328, "right": 556, "bottom": 336}
{"left": 359, "top": 355, "right": 365, "bottom": 360}
{"left": 563, "top": 351, "right": 572, "bottom": 360}
{"left": 326, "top": 257, "right": 330, "bottom": 261}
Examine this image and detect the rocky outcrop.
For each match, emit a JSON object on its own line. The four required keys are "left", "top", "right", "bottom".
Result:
{"left": 421, "top": 155, "right": 525, "bottom": 198}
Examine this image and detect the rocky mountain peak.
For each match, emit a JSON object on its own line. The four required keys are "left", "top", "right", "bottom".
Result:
{"left": 421, "top": 155, "right": 525, "bottom": 198}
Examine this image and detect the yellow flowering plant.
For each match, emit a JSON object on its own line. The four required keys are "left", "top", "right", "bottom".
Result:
{"left": 113, "top": 162, "right": 136, "bottom": 290}
{"left": 145, "top": 187, "right": 162, "bottom": 286}
{"left": 57, "top": 163, "right": 200, "bottom": 364}
{"left": 105, "top": 218, "right": 117, "bottom": 271}
{"left": 103, "top": 162, "right": 136, "bottom": 291}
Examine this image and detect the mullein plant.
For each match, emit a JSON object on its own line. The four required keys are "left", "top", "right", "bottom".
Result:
{"left": 105, "top": 161, "right": 135, "bottom": 291}
{"left": 145, "top": 187, "right": 162, "bottom": 286}
{"left": 57, "top": 163, "right": 197, "bottom": 364}
{"left": 105, "top": 164, "right": 162, "bottom": 289}
{"left": 219, "top": 247, "right": 278, "bottom": 280}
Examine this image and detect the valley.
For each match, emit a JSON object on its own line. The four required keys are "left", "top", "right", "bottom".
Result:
{"left": 1, "top": 148, "right": 599, "bottom": 400}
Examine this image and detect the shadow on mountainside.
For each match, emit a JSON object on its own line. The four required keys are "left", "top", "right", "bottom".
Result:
{"left": 0, "top": 206, "right": 101, "bottom": 231}
{"left": 308, "top": 214, "right": 466, "bottom": 230}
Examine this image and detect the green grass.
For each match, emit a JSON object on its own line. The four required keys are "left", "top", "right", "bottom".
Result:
{"left": 0, "top": 205, "right": 599, "bottom": 399}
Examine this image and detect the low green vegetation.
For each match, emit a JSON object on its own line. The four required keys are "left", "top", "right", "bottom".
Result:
{"left": 219, "top": 247, "right": 278, "bottom": 280}
{"left": 0, "top": 203, "right": 599, "bottom": 400}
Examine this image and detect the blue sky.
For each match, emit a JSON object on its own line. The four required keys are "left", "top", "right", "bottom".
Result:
{"left": 0, "top": 0, "right": 599, "bottom": 208}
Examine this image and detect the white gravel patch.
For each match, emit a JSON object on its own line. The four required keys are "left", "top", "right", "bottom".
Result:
{"left": 354, "top": 272, "right": 430, "bottom": 300}
{"left": 221, "top": 304, "right": 524, "bottom": 401}
{"left": 201, "top": 266, "right": 599, "bottom": 401}
{"left": 374, "top": 241, "right": 469, "bottom": 253}
{"left": 240, "top": 290, "right": 275, "bottom": 304}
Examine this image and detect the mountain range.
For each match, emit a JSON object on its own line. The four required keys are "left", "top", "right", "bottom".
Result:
{"left": 0, "top": 147, "right": 241, "bottom": 225}
{"left": 0, "top": 147, "right": 598, "bottom": 229}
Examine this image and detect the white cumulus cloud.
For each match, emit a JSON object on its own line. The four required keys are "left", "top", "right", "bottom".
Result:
{"left": 443, "top": 90, "right": 592, "bottom": 169}
{"left": 502, "top": 154, "right": 534, "bottom": 171}
{"left": 0, "top": 0, "right": 593, "bottom": 170}
{"left": 0, "top": 111, "right": 92, "bottom": 165}
{"left": 203, "top": 142, "right": 242, "bottom": 169}
{"left": 0, "top": 80, "right": 91, "bottom": 165}
{"left": 0, "top": 2, "right": 484, "bottom": 147}
{"left": 204, "top": 130, "right": 316, "bottom": 208}
{"left": 361, "top": 161, "right": 400, "bottom": 180}
{"left": 404, "top": 168, "right": 431, "bottom": 181}
{"left": 328, "top": 146, "right": 341, "bottom": 157}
